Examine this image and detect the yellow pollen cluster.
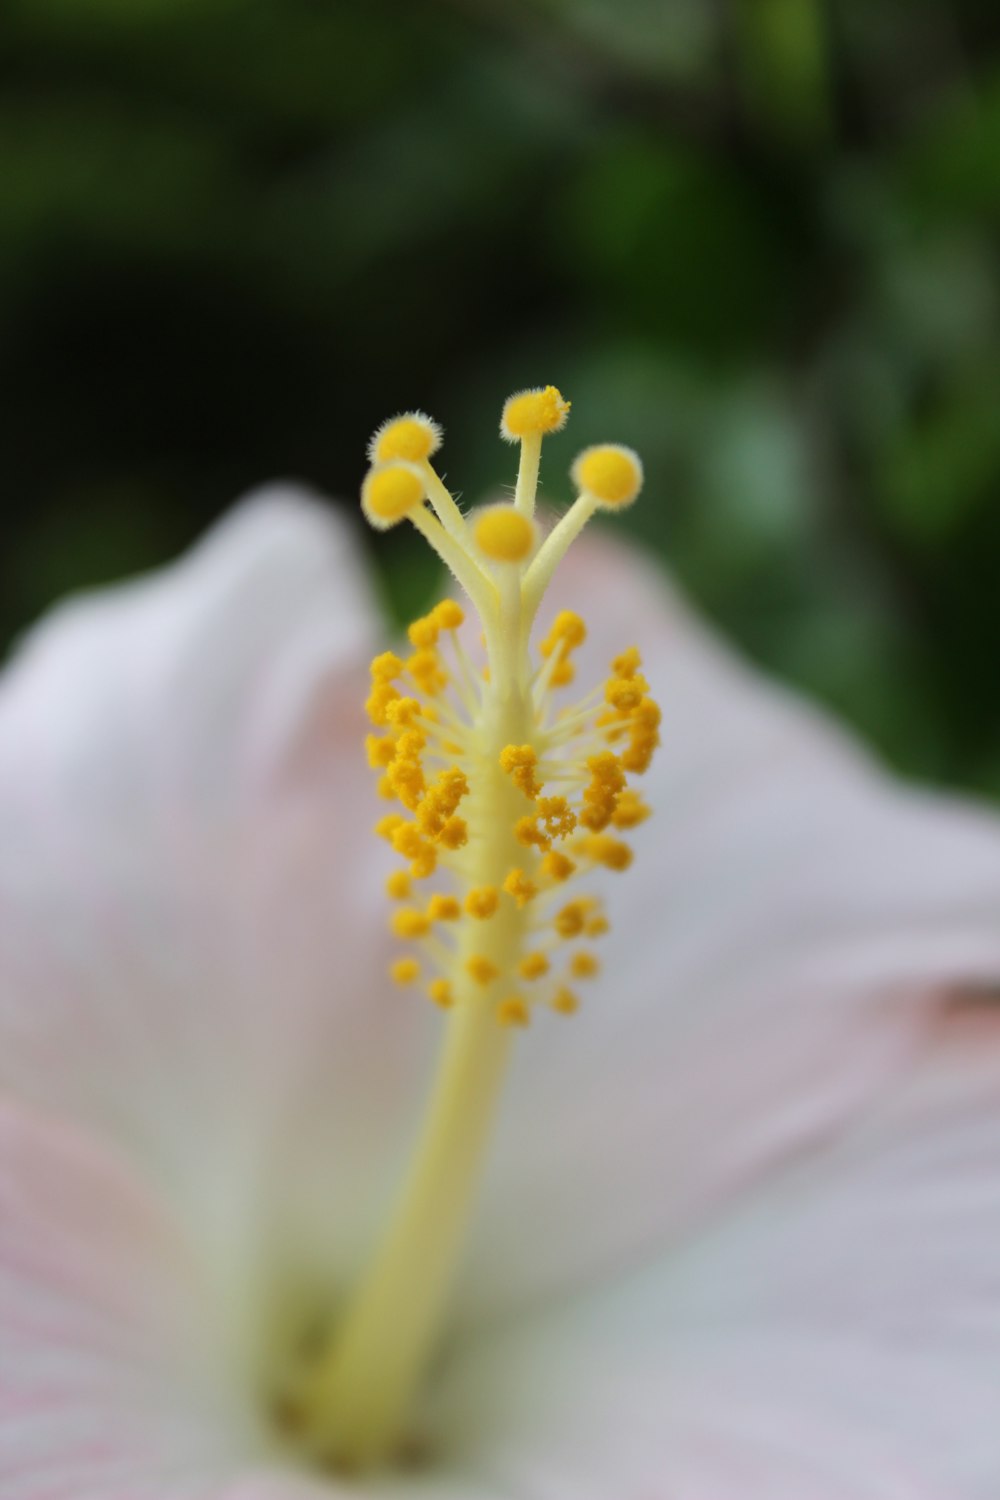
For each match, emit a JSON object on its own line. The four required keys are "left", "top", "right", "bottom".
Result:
{"left": 360, "top": 386, "right": 659, "bottom": 1028}
{"left": 540, "top": 610, "right": 587, "bottom": 686}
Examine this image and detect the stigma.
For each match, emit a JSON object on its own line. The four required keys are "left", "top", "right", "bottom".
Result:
{"left": 361, "top": 387, "right": 658, "bottom": 1030}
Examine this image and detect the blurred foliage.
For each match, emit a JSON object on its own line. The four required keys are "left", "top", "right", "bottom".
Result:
{"left": 1, "top": 0, "right": 999, "bottom": 793}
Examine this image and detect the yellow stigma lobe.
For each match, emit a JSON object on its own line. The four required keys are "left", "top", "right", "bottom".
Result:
{"left": 474, "top": 506, "right": 536, "bottom": 563}
{"left": 361, "top": 462, "right": 427, "bottom": 529}
{"left": 500, "top": 384, "right": 570, "bottom": 441}
{"left": 571, "top": 443, "right": 644, "bottom": 509}
{"left": 369, "top": 411, "right": 443, "bottom": 464}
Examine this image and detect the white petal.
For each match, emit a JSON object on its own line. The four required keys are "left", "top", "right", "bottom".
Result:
{"left": 0, "top": 485, "right": 377, "bottom": 817}
{"left": 458, "top": 536, "right": 1000, "bottom": 1318}
{"left": 0, "top": 492, "right": 429, "bottom": 1299}
{"left": 429, "top": 999, "right": 1000, "bottom": 1499}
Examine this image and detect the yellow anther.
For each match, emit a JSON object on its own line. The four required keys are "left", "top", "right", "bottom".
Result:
{"left": 432, "top": 599, "right": 464, "bottom": 630}
{"left": 428, "top": 979, "right": 454, "bottom": 1010}
{"left": 465, "top": 887, "right": 499, "bottom": 919}
{"left": 612, "top": 646, "right": 642, "bottom": 679}
{"left": 554, "top": 900, "right": 589, "bottom": 939}
{"left": 406, "top": 649, "right": 448, "bottom": 696}
{"left": 540, "top": 611, "right": 587, "bottom": 655}
{"left": 385, "top": 870, "right": 412, "bottom": 901}
{"left": 427, "top": 894, "right": 461, "bottom": 922}
{"left": 416, "top": 768, "right": 469, "bottom": 841}
{"left": 499, "top": 744, "right": 542, "bottom": 800}
{"left": 410, "top": 847, "right": 437, "bottom": 880}
{"left": 540, "top": 798, "right": 577, "bottom": 836}
{"left": 605, "top": 675, "right": 648, "bottom": 713}
{"left": 366, "top": 734, "right": 397, "bottom": 770}
{"left": 541, "top": 850, "right": 575, "bottom": 882}
{"left": 396, "top": 728, "right": 427, "bottom": 759}
{"left": 474, "top": 505, "right": 536, "bottom": 564}
{"left": 516, "top": 795, "right": 577, "bottom": 852}
{"left": 386, "top": 760, "right": 425, "bottom": 812}
{"left": 385, "top": 696, "right": 423, "bottom": 727}
{"left": 584, "top": 834, "right": 634, "bottom": 872}
{"left": 391, "top": 907, "right": 431, "bottom": 940}
{"left": 392, "top": 824, "right": 430, "bottom": 860}
{"left": 552, "top": 986, "right": 580, "bottom": 1016}
{"left": 503, "top": 868, "right": 538, "bottom": 908}
{"left": 570, "top": 951, "right": 600, "bottom": 979}
{"left": 438, "top": 817, "right": 468, "bottom": 850}
{"left": 375, "top": 813, "right": 405, "bottom": 841}
{"left": 571, "top": 444, "right": 643, "bottom": 509}
{"left": 500, "top": 385, "right": 571, "bottom": 442}
{"left": 369, "top": 412, "right": 443, "bottom": 465}
{"left": 586, "top": 913, "right": 610, "bottom": 938}
{"left": 408, "top": 615, "right": 440, "bottom": 650}
{"left": 612, "top": 790, "right": 651, "bottom": 829}
{"left": 621, "top": 696, "right": 661, "bottom": 775}
{"left": 365, "top": 680, "right": 400, "bottom": 727}
{"left": 519, "top": 951, "right": 550, "bottom": 981}
{"left": 515, "top": 817, "right": 546, "bottom": 850}
{"left": 391, "top": 957, "right": 421, "bottom": 986}
{"left": 497, "top": 996, "right": 531, "bottom": 1027}
{"left": 466, "top": 956, "right": 499, "bottom": 986}
{"left": 580, "top": 751, "right": 626, "bottom": 832}
{"left": 361, "top": 461, "right": 427, "bottom": 530}
{"left": 371, "top": 651, "right": 405, "bottom": 682}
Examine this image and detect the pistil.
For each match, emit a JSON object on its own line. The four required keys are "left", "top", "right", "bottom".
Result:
{"left": 301, "top": 389, "right": 657, "bottom": 1468}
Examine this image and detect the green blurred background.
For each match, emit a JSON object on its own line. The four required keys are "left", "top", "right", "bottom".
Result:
{"left": 2, "top": 0, "right": 999, "bottom": 792}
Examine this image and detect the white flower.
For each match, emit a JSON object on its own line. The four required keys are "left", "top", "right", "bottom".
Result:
{"left": 4, "top": 473, "right": 1000, "bottom": 1497}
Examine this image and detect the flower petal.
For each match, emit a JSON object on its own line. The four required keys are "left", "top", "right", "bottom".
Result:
{"left": 0, "top": 486, "right": 377, "bottom": 816}
{"left": 0, "top": 1097, "right": 229, "bottom": 1497}
{"left": 430, "top": 997, "right": 1000, "bottom": 1498}
{"left": 458, "top": 536, "right": 1000, "bottom": 1318}
{"left": 0, "top": 1097, "right": 376, "bottom": 1499}
{"left": 0, "top": 492, "right": 429, "bottom": 1299}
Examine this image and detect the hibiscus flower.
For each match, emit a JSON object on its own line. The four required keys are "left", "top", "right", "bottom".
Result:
{"left": 3, "top": 389, "right": 1000, "bottom": 1499}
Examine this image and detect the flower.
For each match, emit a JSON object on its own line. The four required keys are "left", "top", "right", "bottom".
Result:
{"left": 3, "top": 434, "right": 1000, "bottom": 1495}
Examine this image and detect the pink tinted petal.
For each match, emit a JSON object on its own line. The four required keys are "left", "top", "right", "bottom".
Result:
{"left": 431, "top": 1002, "right": 1000, "bottom": 1498}
{"left": 0, "top": 1099, "right": 386, "bottom": 1500}
{"left": 458, "top": 536, "right": 1000, "bottom": 1317}
{"left": 0, "top": 1098, "right": 234, "bottom": 1498}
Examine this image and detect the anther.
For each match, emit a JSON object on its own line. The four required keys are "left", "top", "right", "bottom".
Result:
{"left": 427, "top": 894, "right": 461, "bottom": 922}
{"left": 385, "top": 871, "right": 412, "bottom": 901}
{"left": 497, "top": 996, "right": 531, "bottom": 1027}
{"left": 465, "top": 887, "right": 499, "bottom": 919}
{"left": 519, "top": 952, "right": 550, "bottom": 980}
{"left": 503, "top": 869, "right": 537, "bottom": 907}
{"left": 552, "top": 986, "right": 580, "bottom": 1015}
{"left": 391, "top": 958, "right": 421, "bottom": 986}
{"left": 391, "top": 908, "right": 432, "bottom": 940}
{"left": 570, "top": 951, "right": 600, "bottom": 979}
{"left": 466, "top": 956, "right": 499, "bottom": 986}
{"left": 428, "top": 979, "right": 454, "bottom": 1010}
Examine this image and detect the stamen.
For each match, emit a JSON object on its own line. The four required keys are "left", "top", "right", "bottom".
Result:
{"left": 303, "top": 386, "right": 660, "bottom": 1470}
